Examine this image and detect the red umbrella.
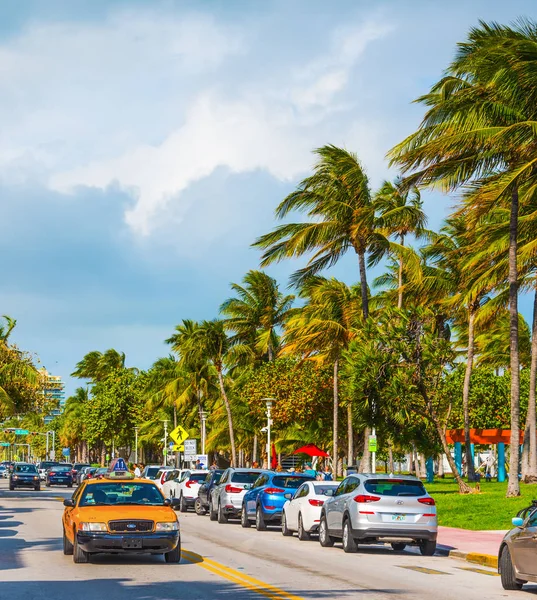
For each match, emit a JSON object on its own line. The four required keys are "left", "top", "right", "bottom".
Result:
{"left": 271, "top": 442, "right": 278, "bottom": 469}
{"left": 293, "top": 443, "right": 329, "bottom": 458}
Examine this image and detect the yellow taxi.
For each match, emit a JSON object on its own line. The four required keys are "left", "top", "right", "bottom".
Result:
{"left": 62, "top": 469, "right": 181, "bottom": 563}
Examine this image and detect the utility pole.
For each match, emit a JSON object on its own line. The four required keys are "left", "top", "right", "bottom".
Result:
{"left": 134, "top": 427, "right": 139, "bottom": 464}
{"left": 46, "top": 431, "right": 49, "bottom": 460}
{"left": 163, "top": 420, "right": 168, "bottom": 465}
{"left": 201, "top": 411, "right": 207, "bottom": 455}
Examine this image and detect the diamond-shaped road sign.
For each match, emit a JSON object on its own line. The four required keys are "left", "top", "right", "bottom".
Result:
{"left": 170, "top": 425, "right": 189, "bottom": 446}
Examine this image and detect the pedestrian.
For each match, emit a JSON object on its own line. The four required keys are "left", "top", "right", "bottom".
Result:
{"left": 210, "top": 460, "right": 217, "bottom": 470}
{"left": 323, "top": 466, "right": 333, "bottom": 481}
{"left": 134, "top": 463, "right": 141, "bottom": 478}
{"left": 252, "top": 461, "right": 260, "bottom": 468}
{"left": 195, "top": 459, "right": 202, "bottom": 469}
{"left": 304, "top": 462, "right": 317, "bottom": 478}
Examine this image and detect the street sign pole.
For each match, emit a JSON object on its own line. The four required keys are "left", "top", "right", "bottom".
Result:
{"left": 163, "top": 420, "right": 168, "bottom": 465}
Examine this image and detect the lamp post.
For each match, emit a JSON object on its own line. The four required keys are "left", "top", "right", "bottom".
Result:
{"left": 262, "top": 398, "right": 275, "bottom": 468}
{"left": 162, "top": 420, "right": 168, "bottom": 465}
{"left": 200, "top": 411, "right": 207, "bottom": 455}
{"left": 134, "top": 427, "right": 139, "bottom": 464}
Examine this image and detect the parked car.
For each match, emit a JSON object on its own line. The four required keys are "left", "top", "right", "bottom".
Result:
{"left": 210, "top": 468, "right": 266, "bottom": 523}
{"left": 140, "top": 464, "right": 165, "bottom": 480}
{"left": 77, "top": 466, "right": 97, "bottom": 485}
{"left": 46, "top": 465, "right": 74, "bottom": 487}
{"left": 196, "top": 469, "right": 224, "bottom": 515}
{"left": 318, "top": 474, "right": 437, "bottom": 555}
{"left": 154, "top": 467, "right": 175, "bottom": 490}
{"left": 10, "top": 462, "right": 40, "bottom": 491}
{"left": 167, "top": 470, "right": 208, "bottom": 512}
{"left": 72, "top": 463, "right": 91, "bottom": 483}
{"left": 3, "top": 462, "right": 14, "bottom": 478}
{"left": 498, "top": 502, "right": 537, "bottom": 590}
{"left": 91, "top": 467, "right": 109, "bottom": 480}
{"left": 242, "top": 472, "right": 316, "bottom": 531}
{"left": 160, "top": 469, "right": 186, "bottom": 497}
{"left": 281, "top": 481, "right": 339, "bottom": 539}
{"left": 37, "top": 461, "right": 60, "bottom": 481}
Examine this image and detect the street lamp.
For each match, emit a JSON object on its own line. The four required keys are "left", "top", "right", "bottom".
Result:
{"left": 200, "top": 411, "right": 208, "bottom": 455}
{"left": 162, "top": 420, "right": 168, "bottom": 465}
{"left": 134, "top": 427, "right": 139, "bottom": 464}
{"left": 262, "top": 398, "right": 275, "bottom": 468}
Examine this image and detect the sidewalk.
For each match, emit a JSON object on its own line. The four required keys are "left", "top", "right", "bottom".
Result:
{"left": 437, "top": 526, "right": 506, "bottom": 568}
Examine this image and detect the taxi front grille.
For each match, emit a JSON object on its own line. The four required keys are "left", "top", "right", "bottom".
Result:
{"left": 108, "top": 520, "right": 154, "bottom": 532}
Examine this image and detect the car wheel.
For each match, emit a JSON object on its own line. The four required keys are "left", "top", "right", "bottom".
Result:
{"left": 256, "top": 505, "right": 267, "bottom": 531}
{"left": 179, "top": 494, "right": 188, "bottom": 513}
{"left": 9, "top": 485, "right": 14, "bottom": 491}
{"left": 419, "top": 540, "right": 437, "bottom": 557}
{"left": 34, "top": 485, "right": 40, "bottom": 491}
{"left": 194, "top": 498, "right": 206, "bottom": 515}
{"left": 209, "top": 498, "right": 218, "bottom": 521}
{"left": 46, "top": 482, "right": 50, "bottom": 487}
{"left": 391, "top": 542, "right": 406, "bottom": 552}
{"left": 73, "top": 531, "right": 89, "bottom": 564}
{"left": 63, "top": 527, "right": 73, "bottom": 555}
{"left": 500, "top": 546, "right": 524, "bottom": 590}
{"left": 68, "top": 484, "right": 73, "bottom": 488}
{"left": 164, "top": 540, "right": 181, "bottom": 564}
{"left": 241, "top": 504, "right": 251, "bottom": 528}
{"left": 297, "top": 514, "right": 310, "bottom": 541}
{"left": 218, "top": 502, "right": 228, "bottom": 524}
{"left": 319, "top": 515, "right": 334, "bottom": 547}
{"left": 281, "top": 511, "right": 292, "bottom": 536}
{"left": 342, "top": 519, "right": 358, "bottom": 553}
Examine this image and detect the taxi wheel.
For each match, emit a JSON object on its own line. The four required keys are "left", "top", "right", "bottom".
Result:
{"left": 63, "top": 527, "right": 73, "bottom": 555}
{"left": 165, "top": 540, "right": 181, "bottom": 564}
{"left": 218, "top": 502, "right": 228, "bottom": 524}
{"left": 297, "top": 514, "right": 310, "bottom": 541}
{"left": 179, "top": 494, "right": 188, "bottom": 513}
{"left": 73, "top": 532, "right": 89, "bottom": 564}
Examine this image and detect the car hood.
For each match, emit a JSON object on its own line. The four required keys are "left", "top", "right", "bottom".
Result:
{"left": 76, "top": 505, "right": 177, "bottom": 522}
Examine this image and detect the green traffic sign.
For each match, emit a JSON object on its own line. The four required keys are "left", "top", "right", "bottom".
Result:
{"left": 14, "top": 429, "right": 29, "bottom": 435}
{"left": 0, "top": 442, "right": 10, "bottom": 447}
{"left": 368, "top": 436, "right": 377, "bottom": 452}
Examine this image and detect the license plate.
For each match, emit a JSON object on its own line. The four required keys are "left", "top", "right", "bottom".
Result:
{"left": 392, "top": 514, "right": 406, "bottom": 522}
{"left": 122, "top": 538, "right": 142, "bottom": 549}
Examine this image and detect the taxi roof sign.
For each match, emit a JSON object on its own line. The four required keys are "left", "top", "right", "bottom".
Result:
{"left": 108, "top": 457, "right": 128, "bottom": 472}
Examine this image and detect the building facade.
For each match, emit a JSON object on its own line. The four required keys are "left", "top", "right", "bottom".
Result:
{"left": 39, "top": 368, "right": 66, "bottom": 424}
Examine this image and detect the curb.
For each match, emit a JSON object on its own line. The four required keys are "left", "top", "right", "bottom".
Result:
{"left": 447, "top": 549, "right": 498, "bottom": 569}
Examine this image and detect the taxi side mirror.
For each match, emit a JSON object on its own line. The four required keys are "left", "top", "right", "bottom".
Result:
{"left": 63, "top": 499, "right": 74, "bottom": 507}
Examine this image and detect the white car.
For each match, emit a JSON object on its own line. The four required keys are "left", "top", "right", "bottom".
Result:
{"left": 167, "top": 470, "right": 209, "bottom": 512}
{"left": 161, "top": 469, "right": 188, "bottom": 498}
{"left": 282, "top": 481, "right": 339, "bottom": 540}
{"left": 153, "top": 467, "right": 175, "bottom": 490}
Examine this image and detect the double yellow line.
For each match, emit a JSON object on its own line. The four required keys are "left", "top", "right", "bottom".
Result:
{"left": 181, "top": 549, "right": 303, "bottom": 600}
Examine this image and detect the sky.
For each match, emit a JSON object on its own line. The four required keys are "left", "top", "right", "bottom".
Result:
{"left": 1, "top": 0, "right": 536, "bottom": 397}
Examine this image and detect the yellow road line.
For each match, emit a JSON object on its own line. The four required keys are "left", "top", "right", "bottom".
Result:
{"left": 182, "top": 549, "right": 303, "bottom": 600}
{"left": 398, "top": 565, "right": 451, "bottom": 575}
{"left": 456, "top": 567, "right": 499, "bottom": 576}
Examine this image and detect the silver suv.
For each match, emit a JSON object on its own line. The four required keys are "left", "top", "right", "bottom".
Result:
{"left": 210, "top": 468, "right": 265, "bottom": 523}
{"left": 319, "top": 474, "right": 437, "bottom": 555}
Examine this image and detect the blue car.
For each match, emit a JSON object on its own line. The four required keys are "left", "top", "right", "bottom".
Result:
{"left": 241, "top": 472, "right": 315, "bottom": 531}
{"left": 46, "top": 465, "right": 73, "bottom": 488}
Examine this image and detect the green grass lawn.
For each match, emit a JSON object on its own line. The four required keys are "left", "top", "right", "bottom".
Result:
{"left": 427, "top": 478, "right": 537, "bottom": 530}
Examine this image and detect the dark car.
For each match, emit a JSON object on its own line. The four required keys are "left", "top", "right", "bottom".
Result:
{"left": 77, "top": 466, "right": 97, "bottom": 484}
{"left": 10, "top": 462, "right": 40, "bottom": 491}
{"left": 196, "top": 469, "right": 223, "bottom": 515}
{"left": 72, "top": 463, "right": 91, "bottom": 484}
{"left": 46, "top": 465, "right": 73, "bottom": 487}
{"left": 92, "top": 467, "right": 109, "bottom": 480}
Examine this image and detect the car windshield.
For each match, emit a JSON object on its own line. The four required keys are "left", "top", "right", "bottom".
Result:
{"left": 52, "top": 466, "right": 71, "bottom": 472}
{"left": 145, "top": 467, "right": 161, "bottom": 479}
{"left": 231, "top": 471, "right": 262, "bottom": 484}
{"left": 188, "top": 473, "right": 208, "bottom": 482}
{"left": 313, "top": 484, "right": 338, "bottom": 495}
{"left": 79, "top": 482, "right": 164, "bottom": 506}
{"left": 38, "top": 462, "right": 58, "bottom": 470}
{"left": 15, "top": 464, "right": 37, "bottom": 473}
{"left": 364, "top": 479, "right": 426, "bottom": 497}
{"left": 74, "top": 464, "right": 90, "bottom": 470}
{"left": 273, "top": 476, "right": 313, "bottom": 489}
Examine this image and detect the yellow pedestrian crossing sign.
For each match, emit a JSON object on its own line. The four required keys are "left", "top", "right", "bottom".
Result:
{"left": 170, "top": 425, "right": 189, "bottom": 446}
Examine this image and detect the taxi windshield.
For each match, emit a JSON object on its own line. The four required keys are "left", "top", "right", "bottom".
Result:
{"left": 79, "top": 482, "right": 163, "bottom": 506}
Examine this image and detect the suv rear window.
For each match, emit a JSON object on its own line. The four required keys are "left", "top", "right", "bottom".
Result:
{"left": 15, "top": 464, "right": 37, "bottom": 473}
{"left": 188, "top": 473, "right": 208, "bottom": 482}
{"left": 273, "top": 476, "right": 312, "bottom": 489}
{"left": 364, "top": 479, "right": 426, "bottom": 497}
{"left": 231, "top": 471, "right": 262, "bottom": 484}
{"left": 146, "top": 467, "right": 161, "bottom": 479}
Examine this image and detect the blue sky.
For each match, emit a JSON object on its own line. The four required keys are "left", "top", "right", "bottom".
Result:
{"left": 1, "top": 0, "right": 535, "bottom": 396}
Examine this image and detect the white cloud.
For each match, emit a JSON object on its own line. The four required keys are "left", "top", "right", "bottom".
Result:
{"left": 46, "top": 18, "right": 391, "bottom": 234}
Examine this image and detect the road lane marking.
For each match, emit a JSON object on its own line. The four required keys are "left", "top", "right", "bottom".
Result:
{"left": 456, "top": 567, "right": 499, "bottom": 576}
{"left": 398, "top": 566, "right": 451, "bottom": 575}
{"left": 182, "top": 549, "right": 303, "bottom": 600}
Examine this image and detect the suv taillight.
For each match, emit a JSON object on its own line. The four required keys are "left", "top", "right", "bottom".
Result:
{"left": 353, "top": 495, "right": 381, "bottom": 503}
{"left": 309, "top": 499, "right": 324, "bottom": 507}
{"left": 418, "top": 497, "right": 435, "bottom": 506}
{"left": 225, "top": 484, "right": 243, "bottom": 493}
{"left": 264, "top": 488, "right": 285, "bottom": 495}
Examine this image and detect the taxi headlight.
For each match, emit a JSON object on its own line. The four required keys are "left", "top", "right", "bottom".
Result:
{"left": 13, "top": 475, "right": 19, "bottom": 480}
{"left": 79, "top": 522, "right": 108, "bottom": 532}
{"left": 33, "top": 476, "right": 39, "bottom": 480}
{"left": 155, "top": 521, "right": 179, "bottom": 532}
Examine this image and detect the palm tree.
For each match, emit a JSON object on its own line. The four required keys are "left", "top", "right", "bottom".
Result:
{"left": 254, "top": 144, "right": 384, "bottom": 319}
{"left": 389, "top": 20, "right": 537, "bottom": 496}
{"left": 0, "top": 316, "right": 17, "bottom": 343}
{"left": 283, "top": 277, "right": 361, "bottom": 475}
{"left": 72, "top": 349, "right": 130, "bottom": 383}
{"left": 60, "top": 387, "right": 89, "bottom": 461}
{"left": 220, "top": 270, "right": 294, "bottom": 363}
{"left": 373, "top": 179, "right": 427, "bottom": 308}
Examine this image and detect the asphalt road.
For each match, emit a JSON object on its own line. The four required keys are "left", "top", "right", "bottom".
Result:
{"left": 0, "top": 478, "right": 531, "bottom": 600}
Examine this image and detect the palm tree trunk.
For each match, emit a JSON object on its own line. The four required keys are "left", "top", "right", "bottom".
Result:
{"left": 347, "top": 402, "right": 353, "bottom": 468}
{"left": 173, "top": 403, "right": 179, "bottom": 467}
{"left": 358, "top": 251, "right": 369, "bottom": 318}
{"left": 388, "top": 441, "right": 394, "bottom": 474}
{"left": 507, "top": 186, "right": 521, "bottom": 498}
{"left": 332, "top": 359, "right": 339, "bottom": 477}
{"left": 463, "top": 307, "right": 476, "bottom": 481}
{"left": 398, "top": 235, "right": 404, "bottom": 309}
{"left": 360, "top": 428, "right": 371, "bottom": 472}
{"left": 253, "top": 434, "right": 258, "bottom": 465}
{"left": 523, "top": 284, "right": 537, "bottom": 482}
{"left": 217, "top": 368, "right": 237, "bottom": 467}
